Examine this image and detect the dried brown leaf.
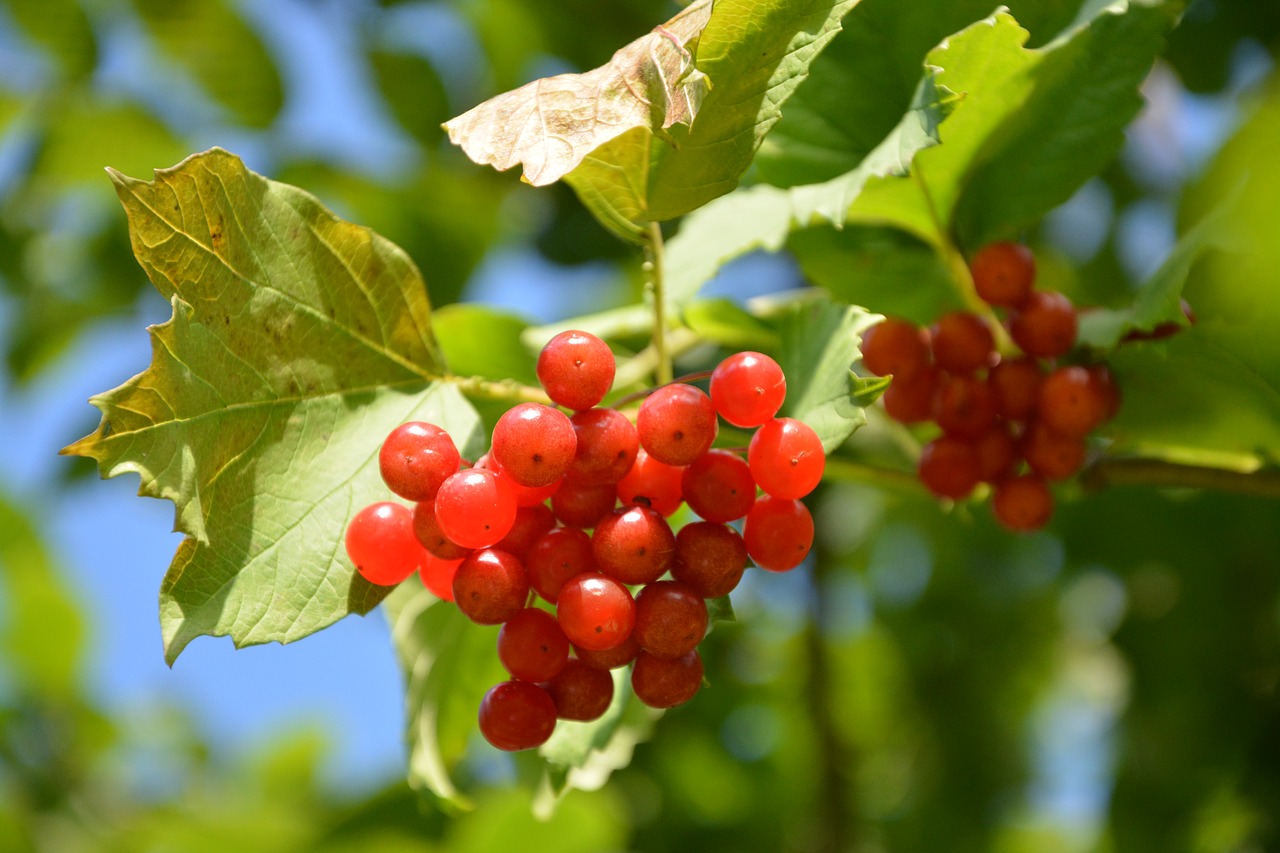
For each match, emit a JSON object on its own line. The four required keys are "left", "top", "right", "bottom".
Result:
{"left": 444, "top": 0, "right": 713, "bottom": 187}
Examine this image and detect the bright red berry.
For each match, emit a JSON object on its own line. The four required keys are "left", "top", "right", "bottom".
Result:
{"left": 743, "top": 495, "right": 814, "bottom": 572}
{"left": 748, "top": 417, "right": 825, "bottom": 500}
{"left": 567, "top": 408, "right": 639, "bottom": 485}
{"left": 556, "top": 573, "right": 636, "bottom": 651}
{"left": 378, "top": 422, "right": 460, "bottom": 502}
{"left": 418, "top": 553, "right": 462, "bottom": 601}
{"left": 970, "top": 242, "right": 1036, "bottom": 307}
{"left": 497, "top": 607, "right": 570, "bottom": 683}
{"left": 681, "top": 449, "right": 756, "bottom": 523}
{"left": 433, "top": 468, "right": 517, "bottom": 549}
{"left": 452, "top": 548, "right": 529, "bottom": 625}
{"left": 537, "top": 330, "right": 615, "bottom": 411}
{"left": 710, "top": 351, "right": 787, "bottom": 427}
{"left": 616, "top": 449, "right": 685, "bottom": 517}
{"left": 345, "top": 502, "right": 423, "bottom": 585}
{"left": 412, "top": 500, "right": 472, "bottom": 560}
{"left": 636, "top": 383, "right": 718, "bottom": 467}
{"left": 491, "top": 403, "right": 577, "bottom": 488}
{"left": 478, "top": 680, "right": 557, "bottom": 751}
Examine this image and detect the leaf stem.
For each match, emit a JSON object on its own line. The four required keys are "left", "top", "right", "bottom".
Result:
{"left": 610, "top": 369, "right": 714, "bottom": 408}
{"left": 443, "top": 374, "right": 552, "bottom": 405}
{"left": 645, "top": 221, "right": 673, "bottom": 385}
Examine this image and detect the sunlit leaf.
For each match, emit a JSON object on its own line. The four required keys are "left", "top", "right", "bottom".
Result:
{"left": 63, "top": 149, "right": 481, "bottom": 662}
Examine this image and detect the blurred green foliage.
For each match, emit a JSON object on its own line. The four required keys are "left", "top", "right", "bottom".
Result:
{"left": 1, "top": 0, "right": 1278, "bottom": 851}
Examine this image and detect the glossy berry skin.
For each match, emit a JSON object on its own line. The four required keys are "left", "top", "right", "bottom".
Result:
{"left": 634, "top": 581, "right": 708, "bottom": 659}
{"left": 631, "top": 650, "right": 703, "bottom": 709}
{"left": 1021, "top": 422, "right": 1086, "bottom": 481}
{"left": 970, "top": 242, "right": 1036, "bottom": 307}
{"left": 434, "top": 468, "right": 517, "bottom": 549}
{"left": 616, "top": 449, "right": 685, "bottom": 517}
{"left": 345, "top": 502, "right": 423, "bottom": 585}
{"left": 452, "top": 549, "right": 529, "bottom": 625}
{"left": 931, "top": 311, "right": 996, "bottom": 372}
{"left": 418, "top": 553, "right": 462, "bottom": 601}
{"left": 478, "top": 680, "right": 557, "bottom": 751}
{"left": 556, "top": 573, "right": 636, "bottom": 651}
{"left": 672, "top": 521, "right": 748, "bottom": 598}
{"left": 412, "top": 500, "right": 471, "bottom": 560}
{"left": 917, "top": 436, "right": 981, "bottom": 500}
{"left": 1008, "top": 291, "right": 1077, "bottom": 358}
{"left": 379, "top": 422, "right": 460, "bottom": 502}
{"left": 933, "top": 373, "right": 998, "bottom": 440}
{"left": 494, "top": 503, "right": 556, "bottom": 560}
{"left": 861, "top": 318, "right": 930, "bottom": 380}
{"left": 748, "top": 417, "right": 825, "bottom": 500}
{"left": 681, "top": 449, "right": 756, "bottom": 523}
{"left": 989, "top": 357, "right": 1043, "bottom": 422}
{"left": 497, "top": 607, "right": 570, "bottom": 683}
{"left": 537, "top": 330, "right": 615, "bottom": 411}
{"left": 710, "top": 351, "right": 787, "bottom": 427}
{"left": 573, "top": 634, "right": 640, "bottom": 670}
{"left": 550, "top": 480, "right": 617, "bottom": 529}
{"left": 636, "top": 383, "right": 718, "bottom": 467}
{"left": 545, "top": 659, "right": 614, "bottom": 721}
{"left": 591, "top": 506, "right": 676, "bottom": 585}
{"left": 491, "top": 403, "right": 577, "bottom": 488}
{"left": 992, "top": 475, "right": 1054, "bottom": 531}
{"left": 526, "top": 526, "right": 595, "bottom": 604}
{"left": 567, "top": 408, "right": 639, "bottom": 485}
{"left": 1038, "top": 365, "right": 1109, "bottom": 437}
{"left": 743, "top": 496, "right": 814, "bottom": 572}
{"left": 882, "top": 365, "right": 939, "bottom": 424}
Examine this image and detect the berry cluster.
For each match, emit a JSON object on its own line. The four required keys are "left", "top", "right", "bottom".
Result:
{"left": 860, "top": 241, "right": 1119, "bottom": 532}
{"left": 344, "top": 331, "right": 825, "bottom": 752}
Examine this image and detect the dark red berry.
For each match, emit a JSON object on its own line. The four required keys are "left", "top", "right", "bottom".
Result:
{"left": 1021, "top": 422, "right": 1086, "bottom": 481}
{"left": 681, "top": 449, "right": 756, "bottom": 523}
{"left": 567, "top": 408, "right": 639, "bottom": 485}
{"left": 636, "top": 383, "right": 718, "bottom": 467}
{"left": 412, "top": 499, "right": 472, "bottom": 560}
{"left": 992, "top": 475, "right": 1054, "bottom": 531}
{"left": 452, "top": 549, "right": 529, "bottom": 625}
{"left": 550, "top": 479, "right": 618, "bottom": 528}
{"left": 491, "top": 403, "right": 577, "bottom": 488}
{"left": 931, "top": 312, "right": 996, "bottom": 372}
{"left": 989, "top": 357, "right": 1043, "bottom": 422}
{"left": 591, "top": 505, "right": 676, "bottom": 586}
{"left": 917, "top": 436, "right": 981, "bottom": 500}
{"left": 526, "top": 526, "right": 594, "bottom": 604}
{"left": 545, "top": 659, "right": 614, "bottom": 721}
{"left": 494, "top": 503, "right": 556, "bottom": 560}
{"left": 478, "top": 680, "right": 557, "bottom": 751}
{"left": 970, "top": 242, "right": 1036, "bottom": 307}
{"left": 572, "top": 634, "right": 640, "bottom": 670}
{"left": 882, "top": 364, "right": 939, "bottom": 424}
{"left": 860, "top": 318, "right": 930, "bottom": 380}
{"left": 631, "top": 650, "right": 703, "bottom": 709}
{"left": 672, "top": 521, "right": 747, "bottom": 599}
{"left": 933, "top": 373, "right": 998, "bottom": 440}
{"left": 1008, "top": 291, "right": 1077, "bottom": 358}
{"left": 497, "top": 607, "right": 570, "bottom": 683}
{"left": 1038, "top": 365, "right": 1109, "bottom": 437}
{"left": 633, "top": 580, "right": 708, "bottom": 659}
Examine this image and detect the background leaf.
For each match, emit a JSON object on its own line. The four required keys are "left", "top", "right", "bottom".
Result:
{"left": 63, "top": 149, "right": 481, "bottom": 662}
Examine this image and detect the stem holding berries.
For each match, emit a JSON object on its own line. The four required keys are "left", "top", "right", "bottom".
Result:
{"left": 645, "top": 221, "right": 674, "bottom": 386}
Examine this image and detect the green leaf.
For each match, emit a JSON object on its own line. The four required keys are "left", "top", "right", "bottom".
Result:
{"left": 663, "top": 72, "right": 952, "bottom": 306}
{"left": 851, "top": 373, "right": 892, "bottom": 409}
{"left": 385, "top": 585, "right": 505, "bottom": 810}
{"left": 131, "top": 0, "right": 284, "bottom": 128}
{"left": 31, "top": 93, "right": 187, "bottom": 187}
{"left": 5, "top": 0, "right": 96, "bottom": 79}
{"left": 63, "top": 149, "right": 479, "bottom": 662}
{"left": 563, "top": 0, "right": 860, "bottom": 239}
{"left": 844, "top": 3, "right": 1180, "bottom": 248}
{"left": 682, "top": 299, "right": 781, "bottom": 352}
{"left": 368, "top": 49, "right": 449, "bottom": 147}
{"left": 433, "top": 304, "right": 539, "bottom": 387}
{"left": 777, "top": 299, "right": 879, "bottom": 452}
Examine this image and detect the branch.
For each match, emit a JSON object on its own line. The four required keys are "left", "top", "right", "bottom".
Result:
{"left": 1080, "top": 456, "right": 1280, "bottom": 498}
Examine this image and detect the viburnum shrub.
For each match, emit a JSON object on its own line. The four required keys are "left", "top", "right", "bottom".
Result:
{"left": 344, "top": 333, "right": 823, "bottom": 750}
{"left": 65, "top": 0, "right": 1223, "bottom": 811}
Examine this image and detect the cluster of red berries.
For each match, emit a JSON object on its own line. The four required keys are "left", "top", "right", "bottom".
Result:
{"left": 344, "top": 330, "right": 825, "bottom": 752}
{"left": 860, "top": 242, "right": 1120, "bottom": 532}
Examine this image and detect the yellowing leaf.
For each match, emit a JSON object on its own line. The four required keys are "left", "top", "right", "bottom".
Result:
{"left": 443, "top": 0, "right": 713, "bottom": 187}
{"left": 64, "top": 149, "right": 483, "bottom": 663}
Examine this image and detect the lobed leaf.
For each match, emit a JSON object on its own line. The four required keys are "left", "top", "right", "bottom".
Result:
{"left": 63, "top": 149, "right": 481, "bottom": 662}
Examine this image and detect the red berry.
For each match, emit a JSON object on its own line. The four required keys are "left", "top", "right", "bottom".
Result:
{"left": 345, "top": 502, "right": 423, "bottom": 585}
{"left": 636, "top": 383, "right": 718, "bottom": 467}
{"left": 989, "top": 357, "right": 1043, "bottom": 422}
{"left": 572, "top": 634, "right": 640, "bottom": 670}
{"left": 974, "top": 424, "right": 1018, "bottom": 483}
{"left": 1008, "top": 291, "right": 1077, "bottom": 358}
{"left": 860, "top": 318, "right": 930, "bottom": 380}
{"left": 418, "top": 553, "right": 462, "bottom": 601}
{"left": 494, "top": 503, "right": 556, "bottom": 560}
{"left": 545, "top": 659, "right": 614, "bottom": 721}
{"left": 378, "top": 422, "right": 460, "bottom": 502}
{"left": 710, "top": 351, "right": 787, "bottom": 427}
{"left": 497, "top": 607, "right": 570, "bottom": 683}
{"left": 882, "top": 364, "right": 939, "bottom": 424}
{"left": 591, "top": 505, "right": 676, "bottom": 586}
{"left": 1021, "top": 422, "right": 1086, "bottom": 481}
{"left": 537, "top": 330, "right": 615, "bottom": 411}
{"left": 550, "top": 479, "right": 618, "bottom": 528}
{"left": 992, "top": 475, "right": 1054, "bottom": 531}
{"left": 556, "top": 573, "right": 636, "bottom": 651}
{"left": 433, "top": 468, "right": 517, "bottom": 549}
{"left": 633, "top": 581, "right": 708, "bottom": 659}
{"left": 681, "top": 449, "right": 756, "bottom": 523}
{"left": 478, "top": 680, "right": 557, "bottom": 751}
{"left": 931, "top": 311, "right": 996, "bottom": 372}
{"left": 491, "top": 403, "right": 577, "bottom": 488}
{"left": 743, "top": 495, "right": 814, "bottom": 572}
{"left": 672, "top": 521, "right": 747, "bottom": 598}
{"left": 526, "top": 526, "right": 594, "bottom": 604}
{"left": 452, "top": 548, "right": 529, "bottom": 625}
{"left": 748, "top": 417, "right": 825, "bottom": 500}
{"left": 970, "top": 242, "right": 1036, "bottom": 307}
{"left": 1086, "top": 364, "right": 1121, "bottom": 422}
{"left": 917, "top": 436, "right": 981, "bottom": 500}
{"left": 933, "top": 373, "right": 998, "bottom": 440}
{"left": 1038, "top": 366, "right": 1109, "bottom": 437}
{"left": 616, "top": 449, "right": 685, "bottom": 517}
{"left": 631, "top": 650, "right": 703, "bottom": 709}
{"left": 412, "top": 499, "right": 472, "bottom": 560}
{"left": 567, "top": 408, "right": 639, "bottom": 485}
